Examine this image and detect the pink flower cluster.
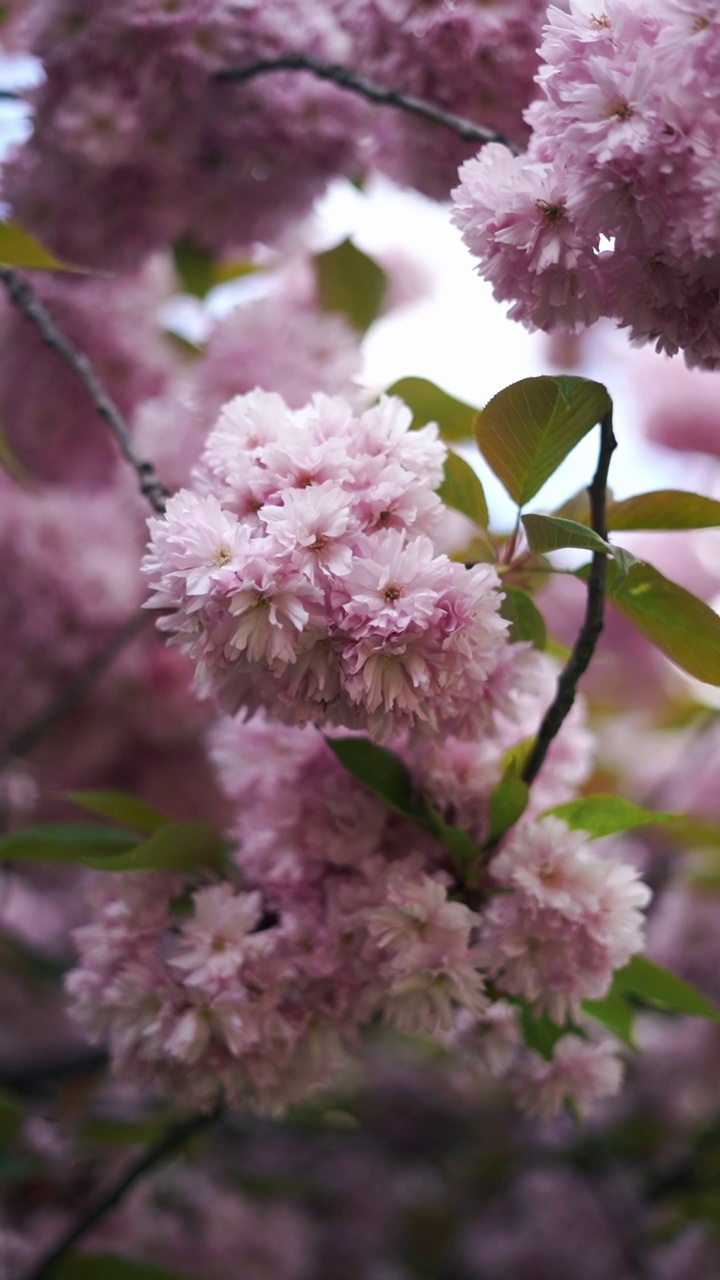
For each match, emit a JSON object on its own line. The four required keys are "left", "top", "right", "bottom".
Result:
{"left": 67, "top": 710, "right": 646, "bottom": 1119}
{"left": 480, "top": 816, "right": 651, "bottom": 1024}
{"left": 452, "top": 2, "right": 720, "bottom": 368}
{"left": 143, "top": 390, "right": 509, "bottom": 740}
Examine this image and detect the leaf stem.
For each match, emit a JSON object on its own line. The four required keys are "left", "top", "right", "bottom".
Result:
{"left": 0, "top": 610, "right": 151, "bottom": 763}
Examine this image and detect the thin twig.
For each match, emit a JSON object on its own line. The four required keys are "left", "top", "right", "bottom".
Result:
{"left": 1, "top": 610, "right": 152, "bottom": 762}
{"left": 521, "top": 410, "right": 617, "bottom": 788}
{"left": 0, "top": 1049, "right": 108, "bottom": 1093}
{"left": 0, "top": 269, "right": 168, "bottom": 513}
{"left": 215, "top": 54, "right": 520, "bottom": 154}
{"left": 22, "top": 1108, "right": 222, "bottom": 1280}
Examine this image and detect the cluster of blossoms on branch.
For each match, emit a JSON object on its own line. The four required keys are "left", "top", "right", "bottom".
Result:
{"left": 65, "top": 381, "right": 649, "bottom": 1121}
{"left": 143, "top": 390, "right": 509, "bottom": 741}
{"left": 67, "top": 707, "right": 646, "bottom": 1119}
{"left": 453, "top": 0, "right": 720, "bottom": 368}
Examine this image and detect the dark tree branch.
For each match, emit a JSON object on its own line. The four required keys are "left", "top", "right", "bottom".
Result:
{"left": 0, "top": 1049, "right": 108, "bottom": 1094}
{"left": 22, "top": 1108, "right": 222, "bottom": 1280}
{"left": 215, "top": 54, "right": 520, "bottom": 154}
{"left": 1, "top": 610, "right": 151, "bottom": 762}
{"left": 521, "top": 410, "right": 617, "bottom": 788}
{"left": 0, "top": 268, "right": 168, "bottom": 513}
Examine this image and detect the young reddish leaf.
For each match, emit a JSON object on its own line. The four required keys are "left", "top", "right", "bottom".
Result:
{"left": 437, "top": 450, "right": 489, "bottom": 528}
{"left": 386, "top": 376, "right": 477, "bottom": 441}
{"left": 475, "top": 376, "right": 611, "bottom": 506}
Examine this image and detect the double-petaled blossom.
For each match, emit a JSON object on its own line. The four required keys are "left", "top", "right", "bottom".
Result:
{"left": 143, "top": 390, "right": 511, "bottom": 741}
{"left": 480, "top": 816, "right": 651, "bottom": 1023}
{"left": 453, "top": 1, "right": 720, "bottom": 368}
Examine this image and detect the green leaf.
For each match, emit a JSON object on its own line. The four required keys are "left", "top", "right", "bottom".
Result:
{"left": 0, "top": 821, "right": 227, "bottom": 872}
{"left": 315, "top": 238, "right": 387, "bottom": 333}
{"left": 0, "top": 1152, "right": 40, "bottom": 1185}
{"left": 64, "top": 791, "right": 170, "bottom": 835}
{"left": 543, "top": 795, "right": 683, "bottom": 839}
{"left": 475, "top": 376, "right": 611, "bottom": 506}
{"left": 386, "top": 376, "right": 477, "bottom": 441}
{"left": 49, "top": 1256, "right": 204, "bottom": 1280}
{"left": 516, "top": 1001, "right": 568, "bottom": 1059}
{"left": 173, "top": 238, "right": 214, "bottom": 297}
{"left": 523, "top": 515, "right": 640, "bottom": 584}
{"left": 499, "top": 586, "right": 547, "bottom": 649}
{"left": 327, "top": 738, "right": 478, "bottom": 868}
{"left": 0, "top": 823, "right": 138, "bottom": 864}
{"left": 83, "top": 1116, "right": 172, "bottom": 1146}
{"left": 326, "top": 737, "right": 428, "bottom": 825}
{"left": 0, "top": 221, "right": 85, "bottom": 272}
{"left": 523, "top": 513, "right": 611, "bottom": 557}
{"left": 487, "top": 770, "right": 530, "bottom": 843}
{"left": 614, "top": 955, "right": 720, "bottom": 1022}
{"left": 437, "top": 450, "right": 489, "bottom": 528}
{"left": 425, "top": 804, "right": 479, "bottom": 865}
{"left": 553, "top": 488, "right": 592, "bottom": 525}
{"left": 92, "top": 822, "right": 228, "bottom": 873}
{"left": 608, "top": 490, "right": 720, "bottom": 531}
{"left": 0, "top": 1090, "right": 21, "bottom": 1147}
{"left": 172, "top": 238, "right": 257, "bottom": 298}
{"left": 211, "top": 259, "right": 259, "bottom": 287}
{"left": 607, "top": 560, "right": 720, "bottom": 687}
{"left": 583, "top": 989, "right": 636, "bottom": 1048}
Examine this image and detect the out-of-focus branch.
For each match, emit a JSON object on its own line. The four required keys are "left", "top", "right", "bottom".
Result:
{"left": 521, "top": 410, "right": 617, "bottom": 788}
{"left": 0, "top": 1048, "right": 108, "bottom": 1093}
{"left": 0, "top": 610, "right": 151, "bottom": 762}
{"left": 0, "top": 268, "right": 168, "bottom": 513}
{"left": 22, "top": 1108, "right": 223, "bottom": 1280}
{"left": 215, "top": 54, "right": 520, "bottom": 154}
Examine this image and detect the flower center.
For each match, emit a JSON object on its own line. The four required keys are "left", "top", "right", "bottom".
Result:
{"left": 536, "top": 199, "right": 565, "bottom": 224}
{"left": 606, "top": 96, "right": 633, "bottom": 121}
